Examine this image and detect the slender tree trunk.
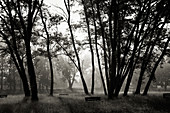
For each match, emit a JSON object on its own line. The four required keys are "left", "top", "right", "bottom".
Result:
{"left": 13, "top": 74, "right": 16, "bottom": 91}
{"left": 123, "top": 69, "right": 134, "bottom": 96}
{"left": 70, "top": 69, "right": 76, "bottom": 90}
{"left": 94, "top": 33, "right": 107, "bottom": 95}
{"left": 135, "top": 70, "right": 145, "bottom": 94}
{"left": 0, "top": 70, "right": 3, "bottom": 90}
{"left": 68, "top": 80, "right": 72, "bottom": 90}
{"left": 49, "top": 57, "right": 54, "bottom": 96}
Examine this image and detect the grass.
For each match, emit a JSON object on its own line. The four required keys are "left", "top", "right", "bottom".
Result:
{"left": 0, "top": 93, "right": 170, "bottom": 113}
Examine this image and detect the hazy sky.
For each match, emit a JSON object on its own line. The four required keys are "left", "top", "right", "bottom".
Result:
{"left": 44, "top": 0, "right": 64, "bottom": 8}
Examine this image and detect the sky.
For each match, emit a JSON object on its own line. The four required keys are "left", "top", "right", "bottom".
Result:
{"left": 44, "top": 0, "right": 63, "bottom": 7}
{"left": 44, "top": 0, "right": 65, "bottom": 15}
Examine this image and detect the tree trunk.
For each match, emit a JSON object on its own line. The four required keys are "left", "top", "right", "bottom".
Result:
{"left": 123, "top": 73, "right": 133, "bottom": 96}
{"left": 115, "top": 78, "right": 125, "bottom": 96}
{"left": 0, "top": 72, "right": 3, "bottom": 90}
{"left": 25, "top": 43, "right": 38, "bottom": 101}
{"left": 13, "top": 74, "right": 16, "bottom": 91}
{"left": 135, "top": 42, "right": 152, "bottom": 94}
{"left": 49, "top": 57, "right": 54, "bottom": 96}
{"left": 135, "top": 70, "right": 145, "bottom": 94}
{"left": 107, "top": 0, "right": 117, "bottom": 99}
{"left": 68, "top": 80, "right": 72, "bottom": 90}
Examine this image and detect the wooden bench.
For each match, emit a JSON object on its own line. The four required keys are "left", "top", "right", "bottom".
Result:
{"left": 163, "top": 93, "right": 170, "bottom": 99}
{"left": 59, "top": 93, "right": 69, "bottom": 96}
{"left": 0, "top": 94, "right": 7, "bottom": 98}
{"left": 85, "top": 97, "right": 101, "bottom": 101}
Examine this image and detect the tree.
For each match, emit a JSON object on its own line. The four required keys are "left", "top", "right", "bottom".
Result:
{"left": 64, "top": 0, "right": 89, "bottom": 94}
{"left": 58, "top": 57, "right": 76, "bottom": 90}
{"left": 81, "top": 0, "right": 95, "bottom": 94}
{"left": 0, "top": 0, "right": 44, "bottom": 101}
{"left": 34, "top": 56, "right": 51, "bottom": 92}
{"left": 155, "top": 62, "right": 170, "bottom": 91}
{"left": 143, "top": 37, "right": 170, "bottom": 95}
{"left": 0, "top": 1, "right": 30, "bottom": 98}
{"left": 135, "top": 0, "right": 170, "bottom": 95}
{"left": 39, "top": 5, "right": 55, "bottom": 96}
{"left": 90, "top": 0, "right": 107, "bottom": 95}
{"left": 76, "top": 0, "right": 170, "bottom": 98}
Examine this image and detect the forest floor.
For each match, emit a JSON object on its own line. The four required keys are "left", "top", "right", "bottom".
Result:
{"left": 0, "top": 91, "right": 170, "bottom": 113}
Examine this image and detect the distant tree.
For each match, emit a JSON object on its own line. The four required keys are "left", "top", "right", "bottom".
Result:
{"left": 57, "top": 57, "right": 76, "bottom": 90}
{"left": 155, "top": 62, "right": 170, "bottom": 91}
{"left": 34, "top": 57, "right": 51, "bottom": 92}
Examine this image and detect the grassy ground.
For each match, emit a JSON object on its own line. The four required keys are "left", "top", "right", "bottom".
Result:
{"left": 0, "top": 92, "right": 170, "bottom": 113}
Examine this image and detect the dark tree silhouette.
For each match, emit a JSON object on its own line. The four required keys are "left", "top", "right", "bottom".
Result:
{"left": 0, "top": 0, "right": 44, "bottom": 101}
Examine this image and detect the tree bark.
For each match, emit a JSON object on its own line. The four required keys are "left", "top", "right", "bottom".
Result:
{"left": 25, "top": 42, "right": 38, "bottom": 101}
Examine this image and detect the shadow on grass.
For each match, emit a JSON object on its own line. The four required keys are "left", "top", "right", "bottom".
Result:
{"left": 0, "top": 104, "right": 14, "bottom": 113}
{"left": 0, "top": 94, "right": 170, "bottom": 113}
